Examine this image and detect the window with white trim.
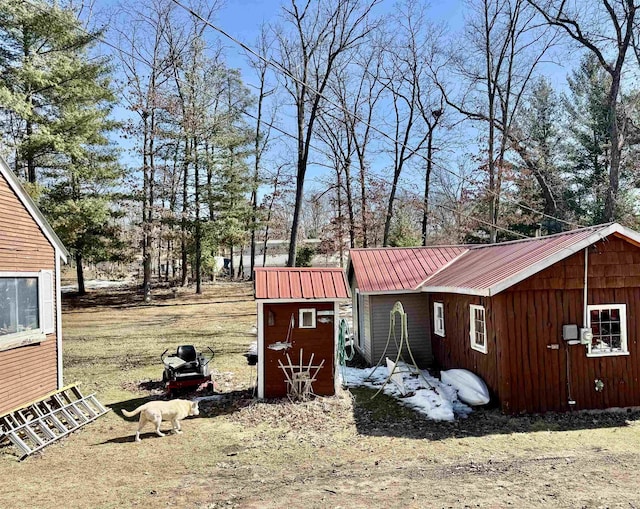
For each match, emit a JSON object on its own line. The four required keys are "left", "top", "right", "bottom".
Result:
{"left": 587, "top": 304, "right": 628, "bottom": 356}
{"left": 470, "top": 304, "right": 487, "bottom": 354}
{"left": 299, "top": 308, "right": 316, "bottom": 328}
{"left": 0, "top": 271, "right": 54, "bottom": 350}
{"left": 434, "top": 302, "right": 445, "bottom": 337}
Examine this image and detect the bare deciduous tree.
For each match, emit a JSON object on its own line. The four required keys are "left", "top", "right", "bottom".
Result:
{"left": 117, "top": 0, "right": 175, "bottom": 300}
{"left": 274, "top": 0, "right": 379, "bottom": 266}
{"left": 379, "top": 0, "right": 444, "bottom": 246}
{"left": 437, "top": 0, "right": 555, "bottom": 242}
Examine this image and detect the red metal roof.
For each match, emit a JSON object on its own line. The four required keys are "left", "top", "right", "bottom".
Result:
{"left": 422, "top": 224, "right": 613, "bottom": 294}
{"left": 254, "top": 267, "right": 351, "bottom": 300}
{"left": 349, "top": 246, "right": 467, "bottom": 292}
{"left": 350, "top": 224, "right": 640, "bottom": 296}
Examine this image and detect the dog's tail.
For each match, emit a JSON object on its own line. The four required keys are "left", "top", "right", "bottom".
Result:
{"left": 122, "top": 405, "right": 144, "bottom": 417}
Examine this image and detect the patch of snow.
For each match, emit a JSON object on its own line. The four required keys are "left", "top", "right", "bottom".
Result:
{"left": 343, "top": 362, "right": 472, "bottom": 421}
{"left": 61, "top": 279, "right": 132, "bottom": 293}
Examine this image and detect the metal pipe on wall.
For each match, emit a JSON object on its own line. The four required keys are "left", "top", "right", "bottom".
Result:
{"left": 583, "top": 247, "right": 589, "bottom": 328}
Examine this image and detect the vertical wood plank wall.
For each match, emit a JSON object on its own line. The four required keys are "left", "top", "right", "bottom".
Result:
{"left": 262, "top": 302, "right": 335, "bottom": 398}
{"left": 429, "top": 293, "right": 500, "bottom": 399}
{"left": 0, "top": 173, "right": 58, "bottom": 415}
{"left": 432, "top": 237, "right": 640, "bottom": 414}
{"left": 498, "top": 238, "right": 640, "bottom": 414}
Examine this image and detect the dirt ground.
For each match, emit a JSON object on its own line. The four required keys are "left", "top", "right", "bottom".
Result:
{"left": 2, "top": 282, "right": 640, "bottom": 508}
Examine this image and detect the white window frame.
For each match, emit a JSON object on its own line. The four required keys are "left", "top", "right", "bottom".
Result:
{"left": 433, "top": 302, "right": 445, "bottom": 337}
{"left": 586, "top": 304, "right": 629, "bottom": 357}
{"left": 0, "top": 271, "right": 53, "bottom": 351}
{"left": 299, "top": 308, "right": 316, "bottom": 329}
{"left": 470, "top": 304, "right": 487, "bottom": 354}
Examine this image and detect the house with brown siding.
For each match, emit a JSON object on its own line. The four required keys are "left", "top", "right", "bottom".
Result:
{"left": 0, "top": 157, "right": 68, "bottom": 415}
{"left": 348, "top": 223, "right": 640, "bottom": 414}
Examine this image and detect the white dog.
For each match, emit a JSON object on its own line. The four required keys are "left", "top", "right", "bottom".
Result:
{"left": 122, "top": 399, "right": 199, "bottom": 442}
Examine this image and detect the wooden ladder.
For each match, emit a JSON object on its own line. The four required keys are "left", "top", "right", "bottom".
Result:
{"left": 0, "top": 385, "right": 109, "bottom": 459}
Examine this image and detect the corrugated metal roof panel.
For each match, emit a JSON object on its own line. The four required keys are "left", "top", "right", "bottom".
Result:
{"left": 349, "top": 224, "right": 635, "bottom": 295}
{"left": 422, "top": 224, "right": 613, "bottom": 293}
{"left": 349, "top": 246, "right": 467, "bottom": 292}
{"left": 254, "top": 267, "right": 350, "bottom": 300}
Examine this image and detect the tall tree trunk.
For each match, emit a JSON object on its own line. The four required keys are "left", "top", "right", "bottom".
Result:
{"left": 25, "top": 119, "right": 36, "bottom": 183}
{"left": 358, "top": 157, "right": 368, "bottom": 247}
{"left": 344, "top": 160, "right": 355, "bottom": 249}
{"left": 287, "top": 123, "right": 307, "bottom": 267}
{"left": 337, "top": 169, "right": 344, "bottom": 266}
{"left": 194, "top": 138, "right": 202, "bottom": 294}
{"left": 142, "top": 120, "right": 152, "bottom": 301}
{"left": 604, "top": 79, "right": 622, "bottom": 222}
{"left": 250, "top": 80, "right": 265, "bottom": 279}
{"left": 484, "top": 1, "right": 498, "bottom": 244}
{"left": 422, "top": 130, "right": 434, "bottom": 246}
{"left": 181, "top": 137, "right": 189, "bottom": 287}
{"left": 75, "top": 251, "right": 86, "bottom": 295}
{"left": 237, "top": 245, "right": 244, "bottom": 278}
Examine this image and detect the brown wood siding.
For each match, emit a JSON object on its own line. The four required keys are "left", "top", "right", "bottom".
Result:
{"left": 495, "top": 238, "right": 640, "bottom": 414}
{"left": 0, "top": 339, "right": 58, "bottom": 414}
{"left": 263, "top": 302, "right": 335, "bottom": 398}
{"left": 369, "top": 293, "right": 432, "bottom": 367}
{"left": 430, "top": 293, "right": 500, "bottom": 399}
{"left": 0, "top": 172, "right": 58, "bottom": 414}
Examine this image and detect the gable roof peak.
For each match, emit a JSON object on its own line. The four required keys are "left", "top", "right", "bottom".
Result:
{"left": 0, "top": 156, "right": 68, "bottom": 261}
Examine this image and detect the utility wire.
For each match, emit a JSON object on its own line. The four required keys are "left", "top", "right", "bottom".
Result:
{"left": 169, "top": 0, "right": 583, "bottom": 231}
{"left": 21, "top": 0, "right": 570, "bottom": 239}
{"left": 435, "top": 204, "right": 528, "bottom": 239}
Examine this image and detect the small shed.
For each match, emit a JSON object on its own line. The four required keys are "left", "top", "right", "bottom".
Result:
{"left": 349, "top": 223, "right": 640, "bottom": 414}
{"left": 0, "top": 157, "right": 68, "bottom": 415}
{"left": 254, "top": 267, "right": 351, "bottom": 399}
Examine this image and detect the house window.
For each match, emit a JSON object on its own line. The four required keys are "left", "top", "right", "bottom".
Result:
{"left": 0, "top": 271, "right": 53, "bottom": 350}
{"left": 470, "top": 304, "right": 487, "bottom": 354}
{"left": 0, "top": 277, "right": 39, "bottom": 336}
{"left": 587, "top": 304, "right": 628, "bottom": 356}
{"left": 299, "top": 308, "right": 316, "bottom": 328}
{"left": 434, "top": 302, "right": 445, "bottom": 337}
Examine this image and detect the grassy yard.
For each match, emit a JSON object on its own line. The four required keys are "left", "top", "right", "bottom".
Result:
{"left": 2, "top": 282, "right": 640, "bottom": 508}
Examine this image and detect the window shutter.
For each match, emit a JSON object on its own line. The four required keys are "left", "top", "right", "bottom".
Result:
{"left": 40, "top": 270, "right": 55, "bottom": 334}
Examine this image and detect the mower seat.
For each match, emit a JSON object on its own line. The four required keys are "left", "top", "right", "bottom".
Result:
{"left": 175, "top": 345, "right": 199, "bottom": 372}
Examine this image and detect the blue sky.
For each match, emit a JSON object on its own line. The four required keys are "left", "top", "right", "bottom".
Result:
{"left": 102, "top": 0, "right": 581, "bottom": 196}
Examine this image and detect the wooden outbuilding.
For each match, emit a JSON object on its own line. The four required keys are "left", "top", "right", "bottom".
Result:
{"left": 349, "top": 223, "right": 640, "bottom": 414}
{"left": 254, "top": 267, "right": 351, "bottom": 399}
{"left": 0, "top": 157, "right": 68, "bottom": 415}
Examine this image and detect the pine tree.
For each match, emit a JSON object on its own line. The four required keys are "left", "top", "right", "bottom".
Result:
{"left": 0, "top": 0, "right": 123, "bottom": 294}
{"left": 563, "top": 55, "right": 613, "bottom": 225}
{"left": 206, "top": 71, "right": 253, "bottom": 279}
{"left": 512, "top": 77, "right": 568, "bottom": 233}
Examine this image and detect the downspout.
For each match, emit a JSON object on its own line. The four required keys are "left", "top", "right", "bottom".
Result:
{"left": 583, "top": 247, "right": 589, "bottom": 328}
{"left": 567, "top": 247, "right": 588, "bottom": 407}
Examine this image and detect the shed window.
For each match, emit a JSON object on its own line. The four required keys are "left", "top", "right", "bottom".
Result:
{"left": 0, "top": 271, "right": 53, "bottom": 350}
{"left": 587, "top": 304, "right": 628, "bottom": 357}
{"left": 469, "top": 304, "right": 487, "bottom": 354}
{"left": 299, "top": 308, "right": 316, "bottom": 328}
{"left": 434, "top": 302, "right": 445, "bottom": 337}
